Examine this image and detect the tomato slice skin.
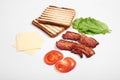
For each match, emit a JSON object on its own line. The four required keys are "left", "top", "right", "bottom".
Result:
{"left": 55, "top": 57, "right": 76, "bottom": 73}
{"left": 44, "top": 50, "right": 63, "bottom": 65}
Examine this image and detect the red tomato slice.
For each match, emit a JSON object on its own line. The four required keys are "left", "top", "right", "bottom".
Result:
{"left": 44, "top": 50, "right": 63, "bottom": 65}
{"left": 55, "top": 57, "right": 76, "bottom": 73}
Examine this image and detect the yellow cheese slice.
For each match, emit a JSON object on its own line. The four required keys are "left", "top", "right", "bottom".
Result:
{"left": 13, "top": 43, "right": 39, "bottom": 55}
{"left": 16, "top": 32, "right": 44, "bottom": 51}
{"left": 13, "top": 32, "right": 45, "bottom": 54}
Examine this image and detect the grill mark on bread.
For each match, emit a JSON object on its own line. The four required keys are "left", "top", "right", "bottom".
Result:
{"left": 52, "top": 25, "right": 65, "bottom": 31}
{"left": 47, "top": 6, "right": 75, "bottom": 12}
{"left": 37, "top": 18, "right": 70, "bottom": 27}
{"left": 40, "top": 16, "right": 71, "bottom": 23}
{"left": 32, "top": 19, "right": 65, "bottom": 37}
{"left": 45, "top": 24, "right": 61, "bottom": 33}
{"left": 33, "top": 19, "right": 57, "bottom": 35}
{"left": 40, "top": 11, "right": 74, "bottom": 26}
{"left": 43, "top": 8, "right": 75, "bottom": 19}
{"left": 44, "top": 8, "right": 75, "bottom": 15}
{"left": 41, "top": 14, "right": 73, "bottom": 21}
{"left": 49, "top": 5, "right": 75, "bottom": 10}
{"left": 38, "top": 6, "right": 75, "bottom": 27}
{"left": 41, "top": 12, "right": 74, "bottom": 19}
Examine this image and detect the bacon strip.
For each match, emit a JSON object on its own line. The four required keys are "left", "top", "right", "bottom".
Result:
{"left": 62, "top": 31, "right": 99, "bottom": 48}
{"left": 56, "top": 39, "right": 95, "bottom": 58}
{"left": 56, "top": 39, "right": 76, "bottom": 51}
{"left": 72, "top": 44, "right": 95, "bottom": 57}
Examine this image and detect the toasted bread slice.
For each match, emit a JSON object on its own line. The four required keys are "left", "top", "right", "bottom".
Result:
{"left": 32, "top": 19, "right": 65, "bottom": 38}
{"left": 32, "top": 5, "right": 75, "bottom": 38}
{"left": 37, "top": 5, "right": 75, "bottom": 28}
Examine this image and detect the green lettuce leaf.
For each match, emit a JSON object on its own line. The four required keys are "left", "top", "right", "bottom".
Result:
{"left": 72, "top": 17, "right": 111, "bottom": 35}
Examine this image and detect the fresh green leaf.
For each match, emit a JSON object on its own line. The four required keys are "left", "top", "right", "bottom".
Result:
{"left": 72, "top": 17, "right": 111, "bottom": 35}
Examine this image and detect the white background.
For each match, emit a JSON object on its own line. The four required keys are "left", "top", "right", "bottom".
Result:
{"left": 0, "top": 0, "right": 120, "bottom": 80}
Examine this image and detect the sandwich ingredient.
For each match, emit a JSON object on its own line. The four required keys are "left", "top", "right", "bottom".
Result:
{"left": 72, "top": 17, "right": 111, "bottom": 35}
{"left": 56, "top": 39, "right": 77, "bottom": 51}
{"left": 13, "top": 32, "right": 45, "bottom": 54}
{"left": 13, "top": 43, "right": 39, "bottom": 55}
{"left": 32, "top": 5, "right": 75, "bottom": 38}
{"left": 38, "top": 5, "right": 75, "bottom": 27}
{"left": 16, "top": 32, "right": 45, "bottom": 51}
{"left": 56, "top": 39, "right": 95, "bottom": 58}
{"left": 32, "top": 19, "right": 65, "bottom": 38}
{"left": 62, "top": 31, "right": 99, "bottom": 48}
{"left": 44, "top": 50, "right": 63, "bottom": 65}
{"left": 55, "top": 57, "right": 76, "bottom": 73}
{"left": 44, "top": 50, "right": 76, "bottom": 73}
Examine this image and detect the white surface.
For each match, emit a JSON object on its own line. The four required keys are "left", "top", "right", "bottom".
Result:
{"left": 0, "top": 0, "right": 120, "bottom": 80}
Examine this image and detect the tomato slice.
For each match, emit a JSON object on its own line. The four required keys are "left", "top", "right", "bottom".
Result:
{"left": 44, "top": 50, "right": 63, "bottom": 65}
{"left": 55, "top": 57, "right": 76, "bottom": 73}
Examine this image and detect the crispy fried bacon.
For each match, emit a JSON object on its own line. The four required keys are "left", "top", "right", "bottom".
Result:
{"left": 62, "top": 31, "right": 99, "bottom": 48}
{"left": 56, "top": 39, "right": 76, "bottom": 51}
{"left": 62, "top": 31, "right": 80, "bottom": 41}
{"left": 56, "top": 39, "right": 95, "bottom": 58}
{"left": 72, "top": 44, "right": 95, "bottom": 57}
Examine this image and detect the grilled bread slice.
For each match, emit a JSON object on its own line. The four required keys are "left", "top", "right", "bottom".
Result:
{"left": 32, "top": 5, "right": 75, "bottom": 38}
{"left": 32, "top": 19, "right": 65, "bottom": 38}
{"left": 37, "top": 5, "right": 75, "bottom": 29}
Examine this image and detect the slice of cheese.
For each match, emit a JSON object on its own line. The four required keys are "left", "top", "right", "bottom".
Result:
{"left": 13, "top": 32, "right": 45, "bottom": 55}
{"left": 16, "top": 32, "right": 44, "bottom": 51}
{"left": 13, "top": 43, "right": 39, "bottom": 55}
{"left": 24, "top": 49, "right": 38, "bottom": 54}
